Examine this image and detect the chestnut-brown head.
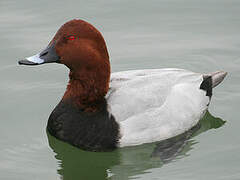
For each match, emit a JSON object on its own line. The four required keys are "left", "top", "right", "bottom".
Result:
{"left": 19, "top": 19, "right": 111, "bottom": 111}
{"left": 54, "top": 19, "right": 109, "bottom": 71}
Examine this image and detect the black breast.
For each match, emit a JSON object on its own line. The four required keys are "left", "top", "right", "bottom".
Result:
{"left": 47, "top": 100, "right": 120, "bottom": 151}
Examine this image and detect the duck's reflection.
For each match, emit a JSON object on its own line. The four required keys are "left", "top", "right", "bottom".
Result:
{"left": 47, "top": 111, "right": 225, "bottom": 180}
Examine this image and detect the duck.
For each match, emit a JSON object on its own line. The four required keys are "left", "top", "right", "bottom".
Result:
{"left": 18, "top": 19, "right": 227, "bottom": 152}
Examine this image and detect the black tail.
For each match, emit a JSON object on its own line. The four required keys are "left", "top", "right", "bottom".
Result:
{"left": 200, "top": 71, "right": 227, "bottom": 97}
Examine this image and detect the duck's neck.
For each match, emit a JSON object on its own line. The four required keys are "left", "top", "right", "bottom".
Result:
{"left": 62, "top": 68, "right": 110, "bottom": 112}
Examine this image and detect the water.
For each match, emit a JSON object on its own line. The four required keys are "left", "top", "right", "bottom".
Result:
{"left": 0, "top": 0, "right": 239, "bottom": 179}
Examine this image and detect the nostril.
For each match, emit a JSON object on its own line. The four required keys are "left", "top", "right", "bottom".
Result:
{"left": 40, "top": 51, "right": 48, "bottom": 57}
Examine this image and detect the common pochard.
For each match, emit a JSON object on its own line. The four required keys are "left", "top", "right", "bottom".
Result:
{"left": 19, "top": 19, "right": 227, "bottom": 151}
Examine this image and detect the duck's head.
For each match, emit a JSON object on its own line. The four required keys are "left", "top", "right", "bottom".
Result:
{"left": 19, "top": 19, "right": 110, "bottom": 111}
{"left": 19, "top": 19, "right": 109, "bottom": 71}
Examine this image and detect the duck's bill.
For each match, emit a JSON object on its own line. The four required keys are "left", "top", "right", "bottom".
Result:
{"left": 18, "top": 42, "right": 60, "bottom": 66}
{"left": 18, "top": 53, "right": 44, "bottom": 65}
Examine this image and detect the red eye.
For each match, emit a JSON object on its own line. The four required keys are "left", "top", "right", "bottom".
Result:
{"left": 67, "top": 35, "right": 76, "bottom": 40}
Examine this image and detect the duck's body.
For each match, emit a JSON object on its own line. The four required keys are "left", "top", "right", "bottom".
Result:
{"left": 19, "top": 19, "right": 227, "bottom": 151}
{"left": 47, "top": 68, "right": 225, "bottom": 150}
